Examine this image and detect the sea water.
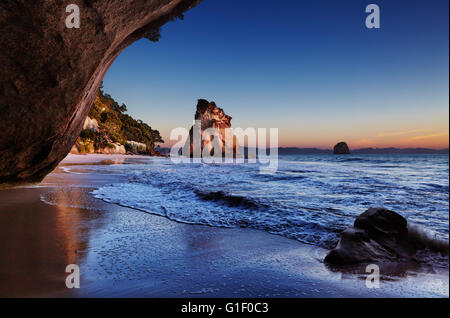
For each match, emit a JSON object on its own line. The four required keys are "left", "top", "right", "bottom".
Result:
{"left": 90, "top": 154, "right": 449, "bottom": 249}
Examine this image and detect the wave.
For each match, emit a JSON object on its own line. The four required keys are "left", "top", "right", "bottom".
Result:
{"left": 88, "top": 154, "right": 448, "bottom": 254}
{"left": 194, "top": 190, "right": 267, "bottom": 209}
{"left": 422, "top": 183, "right": 449, "bottom": 191}
{"left": 408, "top": 223, "right": 449, "bottom": 254}
{"left": 254, "top": 173, "right": 307, "bottom": 181}
{"left": 336, "top": 157, "right": 365, "bottom": 162}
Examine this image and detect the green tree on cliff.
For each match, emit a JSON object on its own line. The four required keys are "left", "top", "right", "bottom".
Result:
{"left": 82, "top": 87, "right": 164, "bottom": 154}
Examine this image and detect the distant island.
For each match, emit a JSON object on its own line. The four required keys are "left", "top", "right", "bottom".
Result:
{"left": 278, "top": 147, "right": 449, "bottom": 155}
{"left": 71, "top": 86, "right": 164, "bottom": 155}
{"left": 333, "top": 142, "right": 350, "bottom": 155}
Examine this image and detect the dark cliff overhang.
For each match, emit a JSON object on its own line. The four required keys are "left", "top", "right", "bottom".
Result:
{"left": 0, "top": 0, "right": 202, "bottom": 184}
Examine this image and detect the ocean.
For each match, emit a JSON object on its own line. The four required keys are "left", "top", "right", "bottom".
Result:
{"left": 90, "top": 154, "right": 449, "bottom": 249}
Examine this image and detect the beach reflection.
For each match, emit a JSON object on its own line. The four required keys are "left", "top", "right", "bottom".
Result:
{"left": 0, "top": 181, "right": 98, "bottom": 296}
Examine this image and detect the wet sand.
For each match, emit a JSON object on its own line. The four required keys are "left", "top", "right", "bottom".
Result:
{"left": 0, "top": 154, "right": 448, "bottom": 297}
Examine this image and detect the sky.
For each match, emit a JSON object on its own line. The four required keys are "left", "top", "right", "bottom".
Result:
{"left": 103, "top": 0, "right": 449, "bottom": 149}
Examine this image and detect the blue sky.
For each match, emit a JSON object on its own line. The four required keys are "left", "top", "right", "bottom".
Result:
{"left": 103, "top": 0, "right": 449, "bottom": 148}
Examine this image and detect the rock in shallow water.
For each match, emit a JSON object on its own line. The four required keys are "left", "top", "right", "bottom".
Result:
{"left": 324, "top": 208, "right": 437, "bottom": 265}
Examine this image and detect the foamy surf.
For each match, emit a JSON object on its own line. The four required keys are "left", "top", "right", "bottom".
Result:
{"left": 90, "top": 154, "right": 449, "bottom": 255}
{"left": 407, "top": 223, "right": 449, "bottom": 254}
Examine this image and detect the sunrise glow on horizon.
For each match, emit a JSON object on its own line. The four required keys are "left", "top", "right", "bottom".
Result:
{"left": 103, "top": 0, "right": 449, "bottom": 150}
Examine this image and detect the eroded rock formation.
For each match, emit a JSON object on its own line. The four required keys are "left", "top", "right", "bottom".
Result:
{"left": 0, "top": 0, "right": 201, "bottom": 183}
{"left": 183, "top": 99, "right": 239, "bottom": 157}
{"left": 333, "top": 141, "right": 350, "bottom": 154}
{"left": 324, "top": 208, "right": 449, "bottom": 265}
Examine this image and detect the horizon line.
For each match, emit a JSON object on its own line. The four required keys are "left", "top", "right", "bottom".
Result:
{"left": 157, "top": 145, "right": 449, "bottom": 151}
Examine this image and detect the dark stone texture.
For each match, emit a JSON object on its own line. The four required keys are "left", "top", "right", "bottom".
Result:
{"left": 183, "top": 99, "right": 239, "bottom": 157}
{"left": 324, "top": 208, "right": 416, "bottom": 265}
{"left": 333, "top": 142, "right": 350, "bottom": 154}
{"left": 0, "top": 0, "right": 201, "bottom": 184}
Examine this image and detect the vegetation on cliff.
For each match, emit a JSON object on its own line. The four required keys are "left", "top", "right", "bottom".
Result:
{"left": 76, "top": 86, "right": 163, "bottom": 154}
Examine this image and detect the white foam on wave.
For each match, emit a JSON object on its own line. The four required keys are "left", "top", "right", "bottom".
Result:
{"left": 408, "top": 222, "right": 449, "bottom": 253}
{"left": 90, "top": 154, "right": 449, "bottom": 249}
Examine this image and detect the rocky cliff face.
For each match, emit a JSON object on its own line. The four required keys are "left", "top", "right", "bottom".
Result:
{"left": 70, "top": 139, "right": 126, "bottom": 155}
{"left": 183, "top": 99, "right": 239, "bottom": 157}
{"left": 0, "top": 0, "right": 201, "bottom": 184}
{"left": 71, "top": 115, "right": 127, "bottom": 155}
{"left": 83, "top": 117, "right": 99, "bottom": 132}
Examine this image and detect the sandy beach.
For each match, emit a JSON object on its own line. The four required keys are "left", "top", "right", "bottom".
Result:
{"left": 0, "top": 154, "right": 447, "bottom": 298}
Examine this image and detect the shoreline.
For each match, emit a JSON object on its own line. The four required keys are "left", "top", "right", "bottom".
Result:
{"left": 0, "top": 154, "right": 448, "bottom": 297}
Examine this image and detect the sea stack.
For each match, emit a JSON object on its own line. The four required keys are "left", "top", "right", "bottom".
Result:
{"left": 183, "top": 99, "right": 239, "bottom": 157}
{"left": 333, "top": 142, "right": 350, "bottom": 154}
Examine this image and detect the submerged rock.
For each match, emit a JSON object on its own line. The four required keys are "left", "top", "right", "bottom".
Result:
{"left": 324, "top": 208, "right": 448, "bottom": 265}
{"left": 333, "top": 142, "right": 350, "bottom": 154}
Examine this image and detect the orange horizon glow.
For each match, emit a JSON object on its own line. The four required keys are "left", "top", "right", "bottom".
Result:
{"left": 157, "top": 118, "right": 449, "bottom": 150}
{"left": 278, "top": 131, "right": 449, "bottom": 150}
{"left": 161, "top": 132, "right": 449, "bottom": 150}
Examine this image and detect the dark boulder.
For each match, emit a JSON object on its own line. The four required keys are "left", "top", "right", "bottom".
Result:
{"left": 324, "top": 208, "right": 417, "bottom": 265}
{"left": 333, "top": 142, "right": 350, "bottom": 154}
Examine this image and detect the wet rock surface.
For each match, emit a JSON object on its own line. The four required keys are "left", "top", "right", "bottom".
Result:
{"left": 324, "top": 208, "right": 448, "bottom": 265}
